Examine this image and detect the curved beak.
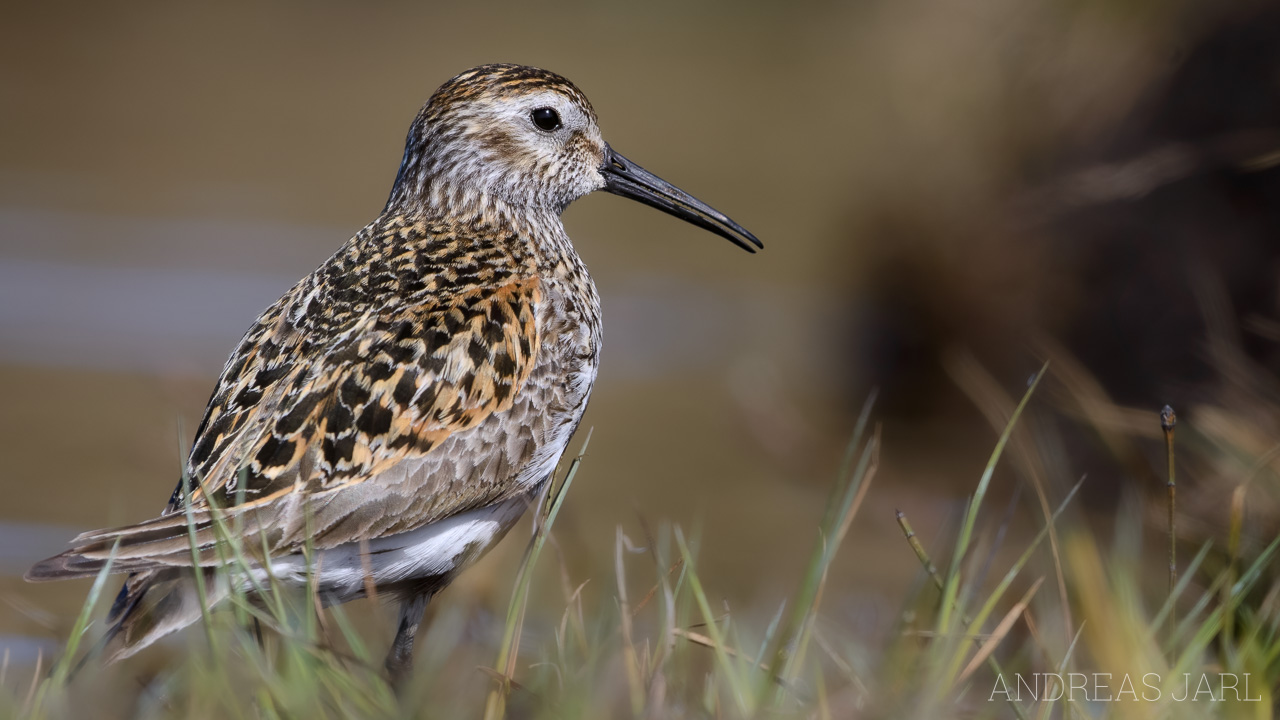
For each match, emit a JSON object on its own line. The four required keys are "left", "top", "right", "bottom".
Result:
{"left": 600, "top": 144, "right": 763, "bottom": 253}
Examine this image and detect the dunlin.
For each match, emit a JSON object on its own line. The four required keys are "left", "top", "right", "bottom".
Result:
{"left": 27, "top": 63, "right": 761, "bottom": 677}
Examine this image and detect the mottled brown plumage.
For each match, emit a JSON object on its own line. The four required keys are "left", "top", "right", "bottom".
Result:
{"left": 27, "top": 63, "right": 760, "bottom": 676}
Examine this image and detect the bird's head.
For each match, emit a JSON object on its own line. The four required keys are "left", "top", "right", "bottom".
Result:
{"left": 387, "top": 64, "right": 761, "bottom": 253}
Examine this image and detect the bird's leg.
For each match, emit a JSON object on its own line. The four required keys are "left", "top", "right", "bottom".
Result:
{"left": 385, "top": 591, "right": 433, "bottom": 685}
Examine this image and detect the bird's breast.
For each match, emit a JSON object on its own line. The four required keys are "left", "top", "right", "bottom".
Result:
{"left": 537, "top": 275, "right": 601, "bottom": 390}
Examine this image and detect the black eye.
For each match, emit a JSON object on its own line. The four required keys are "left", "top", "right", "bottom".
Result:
{"left": 531, "top": 107, "right": 561, "bottom": 132}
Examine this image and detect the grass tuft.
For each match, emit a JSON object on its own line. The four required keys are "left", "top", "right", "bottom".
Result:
{"left": 7, "top": 370, "right": 1280, "bottom": 719}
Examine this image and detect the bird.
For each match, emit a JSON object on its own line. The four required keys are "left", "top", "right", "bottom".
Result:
{"left": 25, "top": 63, "right": 761, "bottom": 679}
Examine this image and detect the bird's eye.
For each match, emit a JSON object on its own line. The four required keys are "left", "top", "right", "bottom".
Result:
{"left": 531, "top": 107, "right": 561, "bottom": 132}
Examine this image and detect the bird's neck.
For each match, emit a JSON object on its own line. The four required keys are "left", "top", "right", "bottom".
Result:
{"left": 382, "top": 141, "right": 588, "bottom": 278}
{"left": 376, "top": 190, "right": 587, "bottom": 283}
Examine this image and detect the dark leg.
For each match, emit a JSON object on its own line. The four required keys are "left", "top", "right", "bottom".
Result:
{"left": 385, "top": 591, "right": 432, "bottom": 685}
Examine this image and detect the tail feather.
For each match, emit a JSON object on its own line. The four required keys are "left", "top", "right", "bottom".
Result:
{"left": 100, "top": 568, "right": 222, "bottom": 662}
{"left": 25, "top": 507, "right": 270, "bottom": 660}
{"left": 24, "top": 509, "right": 276, "bottom": 582}
{"left": 25, "top": 544, "right": 206, "bottom": 581}
{"left": 27, "top": 547, "right": 211, "bottom": 581}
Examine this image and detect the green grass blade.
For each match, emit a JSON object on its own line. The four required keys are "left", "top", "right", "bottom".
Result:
{"left": 939, "top": 476, "right": 1082, "bottom": 690}
{"left": 32, "top": 538, "right": 120, "bottom": 711}
{"left": 483, "top": 430, "right": 590, "bottom": 720}
{"left": 937, "top": 363, "right": 1047, "bottom": 638}
{"left": 675, "top": 526, "right": 753, "bottom": 715}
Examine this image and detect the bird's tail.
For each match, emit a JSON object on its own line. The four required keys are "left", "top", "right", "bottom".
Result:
{"left": 94, "top": 568, "right": 222, "bottom": 662}
{"left": 26, "top": 514, "right": 239, "bottom": 663}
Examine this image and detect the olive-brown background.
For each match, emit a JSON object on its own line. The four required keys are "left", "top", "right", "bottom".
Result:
{"left": 4, "top": 0, "right": 1277, "bottom": 668}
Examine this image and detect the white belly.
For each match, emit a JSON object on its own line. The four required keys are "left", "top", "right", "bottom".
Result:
{"left": 248, "top": 495, "right": 530, "bottom": 602}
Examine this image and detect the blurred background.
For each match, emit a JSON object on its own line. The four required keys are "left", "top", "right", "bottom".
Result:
{"left": 3, "top": 0, "right": 1279, "bottom": 679}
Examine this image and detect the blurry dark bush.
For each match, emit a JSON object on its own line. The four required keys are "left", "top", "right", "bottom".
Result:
{"left": 842, "top": 4, "right": 1280, "bottom": 543}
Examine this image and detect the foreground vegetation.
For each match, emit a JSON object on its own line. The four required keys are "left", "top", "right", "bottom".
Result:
{"left": 2, "top": 369, "right": 1277, "bottom": 719}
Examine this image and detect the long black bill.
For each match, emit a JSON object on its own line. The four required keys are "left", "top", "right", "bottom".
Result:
{"left": 600, "top": 145, "right": 763, "bottom": 253}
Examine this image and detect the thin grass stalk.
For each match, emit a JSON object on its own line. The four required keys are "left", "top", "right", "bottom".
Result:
{"left": 1227, "top": 531, "right": 1280, "bottom": 610}
{"left": 616, "top": 527, "right": 645, "bottom": 717}
{"left": 782, "top": 432, "right": 878, "bottom": 691}
{"left": 674, "top": 527, "right": 753, "bottom": 715}
{"left": 831, "top": 389, "right": 879, "bottom": 515}
{"left": 1222, "top": 483, "right": 1246, "bottom": 659}
{"left": 20, "top": 652, "right": 42, "bottom": 717}
{"left": 1033, "top": 623, "right": 1086, "bottom": 720}
{"left": 971, "top": 485, "right": 1022, "bottom": 600}
{"left": 662, "top": 529, "right": 698, "bottom": 699}
{"left": 181, "top": 470, "right": 219, "bottom": 658}
{"left": 812, "top": 631, "right": 870, "bottom": 703}
{"left": 1167, "top": 572, "right": 1230, "bottom": 653}
{"left": 1171, "top": 537, "right": 1280, "bottom": 658}
{"left": 301, "top": 498, "right": 321, "bottom": 649}
{"left": 938, "top": 364, "right": 1047, "bottom": 638}
{"left": 895, "top": 509, "right": 1030, "bottom": 720}
{"left": 956, "top": 577, "right": 1044, "bottom": 684}
{"left": 938, "top": 477, "right": 1083, "bottom": 691}
{"left": 172, "top": 423, "right": 219, "bottom": 658}
{"left": 1224, "top": 442, "right": 1280, "bottom": 665}
{"left": 947, "top": 351, "right": 1075, "bottom": 655}
{"left": 195, "top": 469, "right": 273, "bottom": 616}
{"left": 761, "top": 397, "right": 878, "bottom": 708}
{"left": 1161, "top": 404, "right": 1177, "bottom": 639}
{"left": 653, "top": 591, "right": 678, "bottom": 709}
{"left": 482, "top": 432, "right": 589, "bottom": 720}
{"left": 649, "top": 526, "right": 680, "bottom": 691}
{"left": 231, "top": 469, "right": 251, "bottom": 630}
{"left": 28, "top": 539, "right": 120, "bottom": 716}
{"left": 1149, "top": 540, "right": 1212, "bottom": 639}
{"left": 1240, "top": 605, "right": 1280, "bottom": 669}
{"left": 551, "top": 532, "right": 590, "bottom": 659}
{"left": 896, "top": 511, "right": 941, "bottom": 588}
{"left": 256, "top": 505, "right": 292, "bottom": 643}
{"left": 813, "top": 655, "right": 831, "bottom": 720}
{"left": 1171, "top": 532, "right": 1280, "bottom": 675}
{"left": 752, "top": 601, "right": 788, "bottom": 681}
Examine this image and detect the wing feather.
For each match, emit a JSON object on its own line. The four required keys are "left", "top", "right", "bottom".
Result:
{"left": 27, "top": 275, "right": 542, "bottom": 579}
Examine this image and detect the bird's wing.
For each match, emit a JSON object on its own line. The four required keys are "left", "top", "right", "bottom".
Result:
{"left": 27, "top": 275, "right": 543, "bottom": 579}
